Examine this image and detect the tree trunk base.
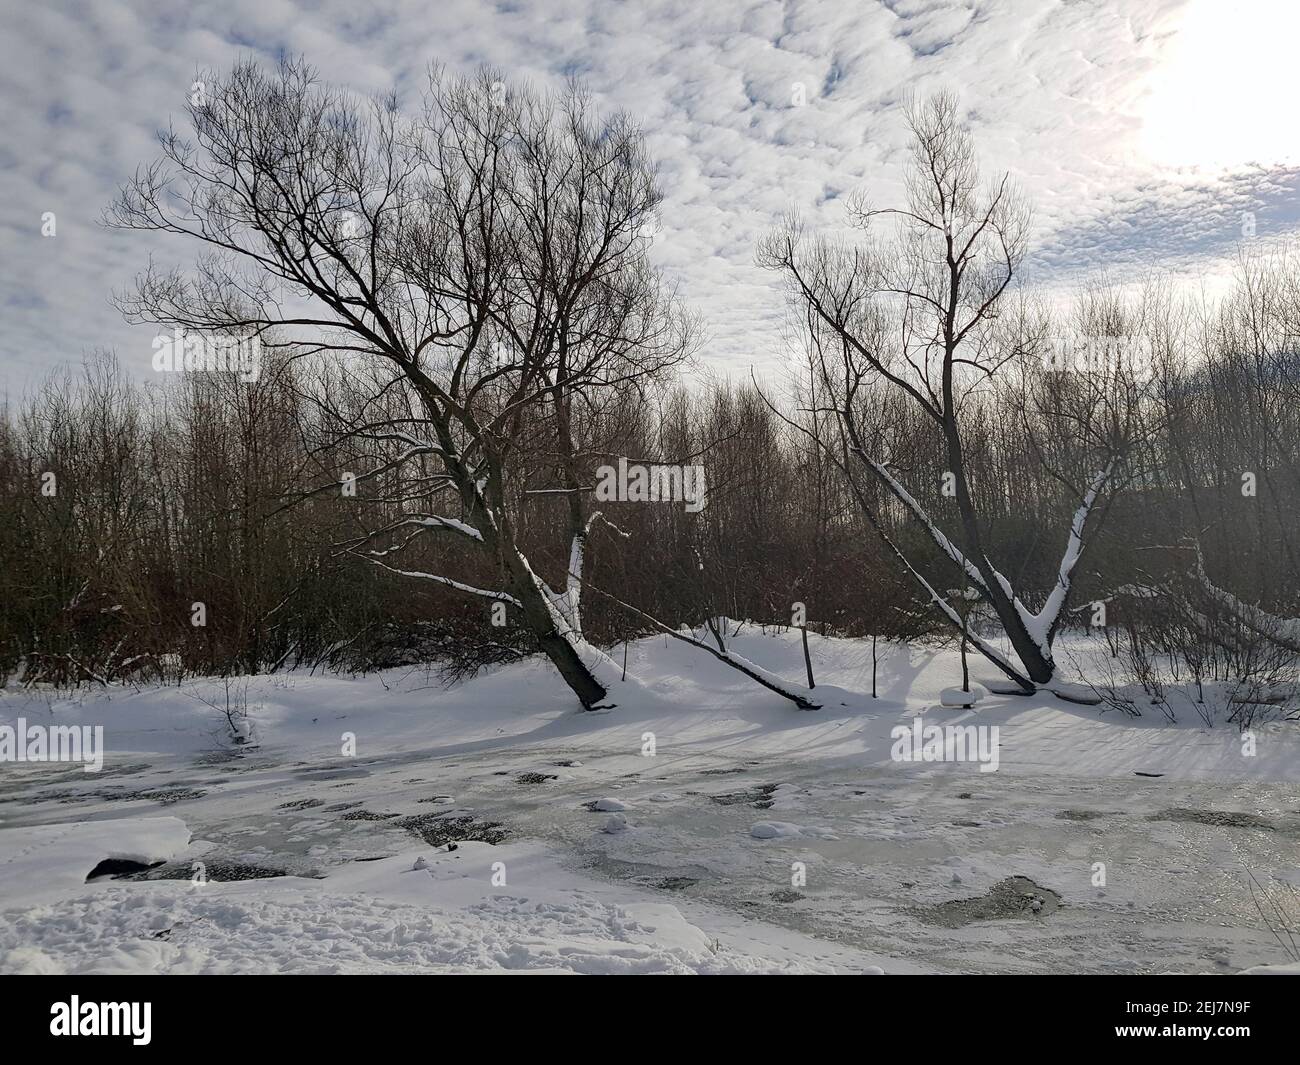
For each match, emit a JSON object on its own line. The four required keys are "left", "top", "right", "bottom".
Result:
{"left": 535, "top": 632, "right": 610, "bottom": 710}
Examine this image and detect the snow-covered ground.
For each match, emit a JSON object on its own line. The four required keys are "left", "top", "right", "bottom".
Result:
{"left": 2, "top": 629, "right": 1298, "bottom": 974}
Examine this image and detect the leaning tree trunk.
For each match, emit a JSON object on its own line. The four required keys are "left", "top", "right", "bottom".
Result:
{"left": 941, "top": 376, "right": 1056, "bottom": 688}
{"left": 534, "top": 626, "right": 610, "bottom": 710}
{"left": 505, "top": 551, "right": 610, "bottom": 711}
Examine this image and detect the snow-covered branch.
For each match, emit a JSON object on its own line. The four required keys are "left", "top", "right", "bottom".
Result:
{"left": 857, "top": 452, "right": 991, "bottom": 594}
{"left": 583, "top": 583, "right": 822, "bottom": 710}
{"left": 1032, "top": 459, "right": 1116, "bottom": 650}
{"left": 356, "top": 554, "right": 520, "bottom": 606}
{"left": 560, "top": 511, "right": 632, "bottom": 639}
{"left": 1193, "top": 544, "right": 1300, "bottom": 653}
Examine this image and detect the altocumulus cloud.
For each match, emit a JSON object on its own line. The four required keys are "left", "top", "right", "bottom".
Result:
{"left": 3, "top": 0, "right": 1296, "bottom": 392}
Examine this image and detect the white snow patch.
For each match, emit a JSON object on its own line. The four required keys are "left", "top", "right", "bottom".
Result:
{"left": 940, "top": 684, "right": 987, "bottom": 708}
{"left": 0, "top": 816, "right": 191, "bottom": 909}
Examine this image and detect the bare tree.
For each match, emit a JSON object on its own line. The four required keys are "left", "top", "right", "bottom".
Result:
{"left": 106, "top": 57, "right": 692, "bottom": 709}
{"left": 760, "top": 93, "right": 1131, "bottom": 693}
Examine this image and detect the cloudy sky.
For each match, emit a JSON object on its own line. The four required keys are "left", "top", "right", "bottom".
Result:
{"left": 4, "top": 0, "right": 1299, "bottom": 394}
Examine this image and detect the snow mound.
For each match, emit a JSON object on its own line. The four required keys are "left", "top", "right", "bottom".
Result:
{"left": 590, "top": 797, "right": 629, "bottom": 812}
{"left": 0, "top": 817, "right": 191, "bottom": 909}
{"left": 940, "top": 684, "right": 987, "bottom": 708}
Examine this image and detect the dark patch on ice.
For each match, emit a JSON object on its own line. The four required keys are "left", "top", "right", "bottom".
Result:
{"left": 515, "top": 772, "right": 558, "bottom": 785}
{"left": 1149, "top": 808, "right": 1276, "bottom": 831}
{"left": 700, "top": 767, "right": 747, "bottom": 776}
{"left": 915, "top": 876, "right": 1062, "bottom": 927}
{"left": 136, "top": 787, "right": 207, "bottom": 805}
{"left": 18, "top": 787, "right": 95, "bottom": 805}
{"left": 352, "top": 855, "right": 391, "bottom": 862}
{"left": 0, "top": 764, "right": 78, "bottom": 787}
{"left": 101, "top": 786, "right": 207, "bottom": 806}
{"left": 1057, "top": 809, "right": 1106, "bottom": 821}
{"left": 951, "top": 819, "right": 983, "bottom": 828}
{"left": 707, "top": 790, "right": 757, "bottom": 806}
{"left": 770, "top": 889, "right": 804, "bottom": 903}
{"left": 136, "top": 860, "right": 293, "bottom": 882}
{"left": 294, "top": 766, "right": 370, "bottom": 780}
{"left": 593, "top": 856, "right": 712, "bottom": 889}
{"left": 708, "top": 782, "right": 780, "bottom": 809}
{"left": 416, "top": 795, "right": 454, "bottom": 804}
{"left": 1134, "top": 771, "right": 1164, "bottom": 778}
{"left": 86, "top": 857, "right": 164, "bottom": 881}
{"left": 553, "top": 759, "right": 581, "bottom": 768}
{"left": 338, "top": 809, "right": 399, "bottom": 821}
{"left": 95, "top": 762, "right": 154, "bottom": 778}
{"left": 956, "top": 792, "right": 973, "bottom": 799}
{"left": 324, "top": 801, "right": 363, "bottom": 812}
{"left": 276, "top": 798, "right": 325, "bottom": 810}
{"left": 193, "top": 750, "right": 244, "bottom": 766}
{"left": 395, "top": 813, "right": 507, "bottom": 847}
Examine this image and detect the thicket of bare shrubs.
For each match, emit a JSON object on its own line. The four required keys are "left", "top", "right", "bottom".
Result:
{"left": 3, "top": 274, "right": 1298, "bottom": 716}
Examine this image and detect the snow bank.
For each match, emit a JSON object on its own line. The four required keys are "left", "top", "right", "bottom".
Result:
{"left": 0, "top": 840, "right": 894, "bottom": 974}
{"left": 4, "top": 630, "right": 1297, "bottom": 784}
{"left": 523, "top": 630, "right": 1300, "bottom": 784}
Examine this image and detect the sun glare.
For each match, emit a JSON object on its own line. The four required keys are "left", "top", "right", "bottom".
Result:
{"left": 1142, "top": 0, "right": 1300, "bottom": 170}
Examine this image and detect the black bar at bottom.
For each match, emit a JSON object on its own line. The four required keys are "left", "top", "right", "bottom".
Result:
{"left": 0, "top": 973, "right": 1294, "bottom": 1052}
